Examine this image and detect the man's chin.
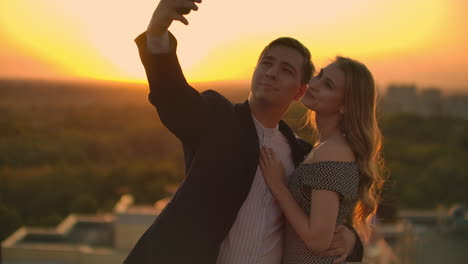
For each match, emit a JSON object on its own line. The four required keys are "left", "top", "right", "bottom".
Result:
{"left": 254, "top": 97, "right": 287, "bottom": 108}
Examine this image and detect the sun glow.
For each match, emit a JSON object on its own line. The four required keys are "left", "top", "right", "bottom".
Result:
{"left": 0, "top": 0, "right": 466, "bottom": 89}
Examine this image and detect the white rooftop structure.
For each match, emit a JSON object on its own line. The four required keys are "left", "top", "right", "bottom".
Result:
{"left": 2, "top": 195, "right": 164, "bottom": 264}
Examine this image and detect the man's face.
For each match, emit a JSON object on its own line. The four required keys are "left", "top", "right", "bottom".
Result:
{"left": 250, "top": 45, "right": 306, "bottom": 108}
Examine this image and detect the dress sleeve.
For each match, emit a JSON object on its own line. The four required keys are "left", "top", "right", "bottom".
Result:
{"left": 301, "top": 162, "right": 359, "bottom": 200}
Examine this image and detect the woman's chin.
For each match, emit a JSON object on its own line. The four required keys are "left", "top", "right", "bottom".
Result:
{"left": 301, "top": 99, "right": 315, "bottom": 111}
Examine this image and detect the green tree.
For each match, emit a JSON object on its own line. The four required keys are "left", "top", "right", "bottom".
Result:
{"left": 70, "top": 194, "right": 99, "bottom": 214}
{"left": 0, "top": 203, "right": 22, "bottom": 241}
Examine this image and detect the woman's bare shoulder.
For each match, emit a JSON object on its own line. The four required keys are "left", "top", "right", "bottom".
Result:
{"left": 307, "top": 138, "right": 355, "bottom": 163}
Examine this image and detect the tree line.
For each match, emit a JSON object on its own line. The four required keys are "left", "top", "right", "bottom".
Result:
{"left": 0, "top": 82, "right": 466, "bottom": 240}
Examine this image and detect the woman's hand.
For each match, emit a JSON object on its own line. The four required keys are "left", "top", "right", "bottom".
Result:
{"left": 259, "top": 146, "right": 287, "bottom": 192}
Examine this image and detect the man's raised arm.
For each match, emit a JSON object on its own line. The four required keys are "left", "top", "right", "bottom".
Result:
{"left": 135, "top": 0, "right": 209, "bottom": 145}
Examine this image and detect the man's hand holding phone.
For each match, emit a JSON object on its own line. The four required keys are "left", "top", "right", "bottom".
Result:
{"left": 147, "top": 0, "right": 202, "bottom": 37}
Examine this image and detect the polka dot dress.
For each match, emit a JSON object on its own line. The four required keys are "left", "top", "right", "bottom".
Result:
{"left": 282, "top": 161, "right": 360, "bottom": 264}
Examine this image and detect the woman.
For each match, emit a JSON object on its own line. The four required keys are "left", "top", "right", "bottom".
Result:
{"left": 260, "top": 56, "right": 385, "bottom": 263}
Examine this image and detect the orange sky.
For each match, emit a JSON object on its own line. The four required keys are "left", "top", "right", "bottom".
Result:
{"left": 1, "top": 0, "right": 467, "bottom": 93}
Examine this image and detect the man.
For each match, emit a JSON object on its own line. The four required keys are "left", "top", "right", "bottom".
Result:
{"left": 125, "top": 0, "right": 363, "bottom": 263}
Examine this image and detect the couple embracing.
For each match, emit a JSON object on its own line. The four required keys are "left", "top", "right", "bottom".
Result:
{"left": 125, "top": 0, "right": 385, "bottom": 263}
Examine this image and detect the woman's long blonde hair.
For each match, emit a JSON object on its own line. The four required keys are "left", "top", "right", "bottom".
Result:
{"left": 306, "top": 56, "right": 385, "bottom": 241}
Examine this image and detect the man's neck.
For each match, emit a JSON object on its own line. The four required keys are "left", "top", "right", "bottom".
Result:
{"left": 248, "top": 99, "right": 287, "bottom": 128}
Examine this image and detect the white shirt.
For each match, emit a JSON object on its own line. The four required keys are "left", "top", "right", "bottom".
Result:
{"left": 145, "top": 32, "right": 296, "bottom": 263}
{"left": 216, "top": 115, "right": 295, "bottom": 264}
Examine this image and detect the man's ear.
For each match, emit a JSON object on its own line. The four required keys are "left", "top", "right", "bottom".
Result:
{"left": 339, "top": 105, "right": 345, "bottom": 114}
{"left": 293, "top": 84, "right": 308, "bottom": 101}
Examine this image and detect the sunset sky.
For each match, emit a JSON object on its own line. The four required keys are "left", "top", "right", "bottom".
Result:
{"left": 1, "top": 0, "right": 467, "bottom": 93}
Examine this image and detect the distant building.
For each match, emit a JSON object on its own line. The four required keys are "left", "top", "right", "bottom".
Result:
{"left": 383, "top": 84, "right": 420, "bottom": 114}
{"left": 369, "top": 208, "right": 468, "bottom": 264}
{"left": 1, "top": 195, "right": 165, "bottom": 264}
{"left": 444, "top": 95, "right": 468, "bottom": 119}
{"left": 419, "top": 88, "right": 443, "bottom": 116}
{"left": 4, "top": 196, "right": 468, "bottom": 264}
{"left": 382, "top": 84, "right": 468, "bottom": 119}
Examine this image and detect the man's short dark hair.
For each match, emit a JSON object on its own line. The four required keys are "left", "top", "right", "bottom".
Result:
{"left": 258, "top": 37, "right": 315, "bottom": 85}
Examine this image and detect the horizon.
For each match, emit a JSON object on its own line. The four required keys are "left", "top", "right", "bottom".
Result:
{"left": 1, "top": 77, "right": 467, "bottom": 96}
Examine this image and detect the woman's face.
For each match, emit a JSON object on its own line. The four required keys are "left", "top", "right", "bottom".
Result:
{"left": 301, "top": 63, "right": 346, "bottom": 115}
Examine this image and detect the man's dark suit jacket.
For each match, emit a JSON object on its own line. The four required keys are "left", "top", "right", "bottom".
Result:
{"left": 124, "top": 32, "right": 363, "bottom": 264}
